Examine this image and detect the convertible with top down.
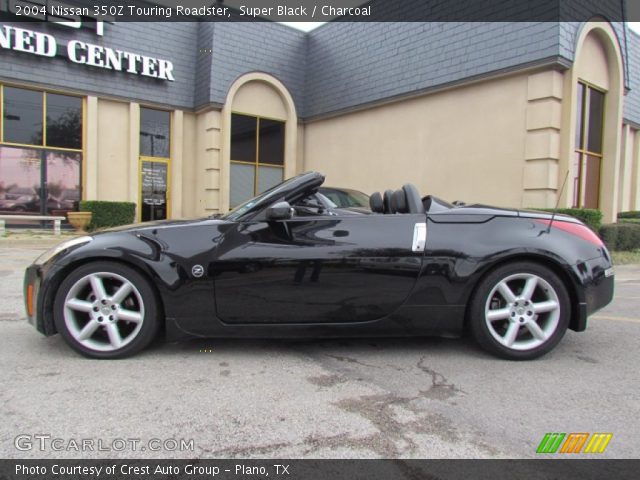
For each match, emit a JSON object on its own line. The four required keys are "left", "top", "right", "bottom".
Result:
{"left": 24, "top": 172, "right": 614, "bottom": 360}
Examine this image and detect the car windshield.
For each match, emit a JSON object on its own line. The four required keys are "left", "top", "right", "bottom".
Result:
{"left": 316, "top": 192, "right": 337, "bottom": 209}
{"left": 322, "top": 189, "right": 369, "bottom": 208}
{"left": 222, "top": 176, "right": 304, "bottom": 221}
{"left": 345, "top": 190, "right": 369, "bottom": 207}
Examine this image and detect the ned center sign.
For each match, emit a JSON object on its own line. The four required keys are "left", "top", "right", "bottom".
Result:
{"left": 0, "top": 23, "right": 175, "bottom": 81}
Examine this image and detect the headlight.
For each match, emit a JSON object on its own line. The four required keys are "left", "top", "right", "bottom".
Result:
{"left": 34, "top": 236, "right": 93, "bottom": 265}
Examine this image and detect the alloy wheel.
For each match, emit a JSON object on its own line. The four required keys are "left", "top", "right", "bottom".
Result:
{"left": 63, "top": 272, "right": 145, "bottom": 352}
{"left": 484, "top": 273, "right": 561, "bottom": 351}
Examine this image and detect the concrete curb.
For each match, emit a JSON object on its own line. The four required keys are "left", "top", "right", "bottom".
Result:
{"left": 0, "top": 240, "right": 65, "bottom": 248}
{"left": 0, "top": 234, "right": 78, "bottom": 248}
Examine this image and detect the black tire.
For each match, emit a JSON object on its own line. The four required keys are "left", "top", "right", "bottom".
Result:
{"left": 469, "top": 261, "right": 570, "bottom": 360}
{"left": 53, "top": 261, "right": 160, "bottom": 359}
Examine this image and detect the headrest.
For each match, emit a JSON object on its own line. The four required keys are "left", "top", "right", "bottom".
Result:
{"left": 402, "top": 184, "right": 425, "bottom": 214}
{"left": 383, "top": 190, "right": 394, "bottom": 213}
{"left": 369, "top": 192, "right": 383, "bottom": 213}
{"left": 392, "top": 189, "right": 407, "bottom": 213}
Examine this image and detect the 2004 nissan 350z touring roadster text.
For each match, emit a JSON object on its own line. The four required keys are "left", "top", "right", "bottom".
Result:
{"left": 24, "top": 172, "right": 614, "bottom": 360}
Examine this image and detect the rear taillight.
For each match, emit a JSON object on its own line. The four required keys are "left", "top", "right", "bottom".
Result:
{"left": 536, "top": 219, "right": 604, "bottom": 247}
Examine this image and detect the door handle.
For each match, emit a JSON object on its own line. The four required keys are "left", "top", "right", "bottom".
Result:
{"left": 412, "top": 222, "right": 427, "bottom": 252}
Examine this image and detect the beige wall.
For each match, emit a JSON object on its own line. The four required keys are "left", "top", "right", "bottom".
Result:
{"left": 303, "top": 73, "right": 533, "bottom": 208}
{"left": 88, "top": 98, "right": 200, "bottom": 220}
{"left": 180, "top": 112, "right": 198, "bottom": 217}
{"left": 96, "top": 99, "right": 130, "bottom": 202}
{"left": 232, "top": 81, "right": 288, "bottom": 119}
{"left": 523, "top": 70, "right": 563, "bottom": 208}
{"left": 619, "top": 125, "right": 634, "bottom": 212}
{"left": 194, "top": 108, "right": 222, "bottom": 215}
{"left": 625, "top": 126, "right": 640, "bottom": 211}
{"left": 87, "top": 98, "right": 139, "bottom": 209}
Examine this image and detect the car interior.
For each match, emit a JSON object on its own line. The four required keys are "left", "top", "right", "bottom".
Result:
{"left": 290, "top": 183, "right": 449, "bottom": 217}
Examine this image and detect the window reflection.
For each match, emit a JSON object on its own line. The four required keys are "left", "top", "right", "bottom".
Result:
{"left": 0, "top": 146, "right": 81, "bottom": 215}
{"left": 258, "top": 119, "right": 284, "bottom": 165}
{"left": 46, "top": 94, "right": 82, "bottom": 149}
{"left": 586, "top": 89, "right": 604, "bottom": 154}
{"left": 140, "top": 108, "right": 170, "bottom": 158}
{"left": 231, "top": 114, "right": 257, "bottom": 162}
{"left": 0, "top": 146, "right": 41, "bottom": 214}
{"left": 3, "top": 87, "right": 43, "bottom": 145}
{"left": 141, "top": 161, "right": 168, "bottom": 221}
{"left": 46, "top": 152, "right": 81, "bottom": 214}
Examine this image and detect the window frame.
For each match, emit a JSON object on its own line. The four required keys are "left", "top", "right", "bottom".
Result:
{"left": 230, "top": 112, "right": 285, "bottom": 208}
{"left": 0, "top": 84, "right": 84, "bottom": 153}
{"left": 138, "top": 106, "right": 172, "bottom": 222}
{"left": 0, "top": 83, "right": 85, "bottom": 208}
{"left": 573, "top": 81, "right": 606, "bottom": 209}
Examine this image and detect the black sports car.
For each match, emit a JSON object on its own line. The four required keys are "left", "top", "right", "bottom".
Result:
{"left": 24, "top": 172, "right": 614, "bottom": 360}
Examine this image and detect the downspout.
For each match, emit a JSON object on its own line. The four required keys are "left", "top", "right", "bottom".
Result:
{"left": 622, "top": 0, "right": 630, "bottom": 91}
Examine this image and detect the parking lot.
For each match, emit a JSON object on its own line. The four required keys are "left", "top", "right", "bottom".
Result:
{"left": 1, "top": 240, "right": 639, "bottom": 459}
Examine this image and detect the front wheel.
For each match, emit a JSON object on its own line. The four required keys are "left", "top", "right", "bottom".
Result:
{"left": 53, "top": 261, "right": 160, "bottom": 359}
{"left": 469, "top": 262, "right": 570, "bottom": 360}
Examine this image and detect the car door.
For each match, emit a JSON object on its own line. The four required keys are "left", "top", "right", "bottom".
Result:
{"left": 212, "top": 212, "right": 427, "bottom": 324}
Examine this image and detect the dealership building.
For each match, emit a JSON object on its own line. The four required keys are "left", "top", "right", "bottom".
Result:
{"left": 1, "top": 7, "right": 640, "bottom": 223}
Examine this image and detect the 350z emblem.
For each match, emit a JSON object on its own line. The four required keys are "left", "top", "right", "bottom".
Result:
{"left": 191, "top": 265, "right": 204, "bottom": 278}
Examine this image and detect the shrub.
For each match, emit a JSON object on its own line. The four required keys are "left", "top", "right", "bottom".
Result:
{"left": 599, "top": 225, "right": 618, "bottom": 250}
{"left": 599, "top": 223, "right": 640, "bottom": 251}
{"left": 618, "top": 211, "right": 640, "bottom": 219}
{"left": 538, "top": 208, "right": 602, "bottom": 232}
{"left": 79, "top": 201, "right": 136, "bottom": 231}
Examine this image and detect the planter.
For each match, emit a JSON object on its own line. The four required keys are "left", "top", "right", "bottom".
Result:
{"left": 67, "top": 211, "right": 92, "bottom": 233}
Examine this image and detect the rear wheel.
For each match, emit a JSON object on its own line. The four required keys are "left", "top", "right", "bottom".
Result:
{"left": 469, "top": 262, "right": 570, "bottom": 360}
{"left": 53, "top": 261, "right": 159, "bottom": 359}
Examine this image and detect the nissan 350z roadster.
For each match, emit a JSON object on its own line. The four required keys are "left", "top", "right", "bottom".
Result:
{"left": 24, "top": 172, "right": 614, "bottom": 360}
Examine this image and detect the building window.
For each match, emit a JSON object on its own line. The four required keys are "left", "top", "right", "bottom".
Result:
{"left": 0, "top": 85, "right": 82, "bottom": 217}
{"left": 46, "top": 93, "right": 83, "bottom": 149}
{"left": 139, "top": 107, "right": 170, "bottom": 222}
{"left": 230, "top": 113, "right": 285, "bottom": 208}
{"left": 573, "top": 82, "right": 605, "bottom": 209}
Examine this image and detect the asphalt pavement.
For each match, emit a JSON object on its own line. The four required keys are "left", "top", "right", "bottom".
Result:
{"left": 1, "top": 241, "right": 638, "bottom": 459}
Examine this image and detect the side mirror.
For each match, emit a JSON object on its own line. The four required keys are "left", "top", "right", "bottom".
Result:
{"left": 266, "top": 201, "right": 294, "bottom": 221}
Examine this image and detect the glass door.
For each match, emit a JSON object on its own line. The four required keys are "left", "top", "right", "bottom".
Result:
{"left": 140, "top": 160, "right": 168, "bottom": 221}
{"left": 45, "top": 151, "right": 81, "bottom": 216}
{"left": 0, "top": 146, "right": 41, "bottom": 215}
{"left": 139, "top": 107, "right": 170, "bottom": 222}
